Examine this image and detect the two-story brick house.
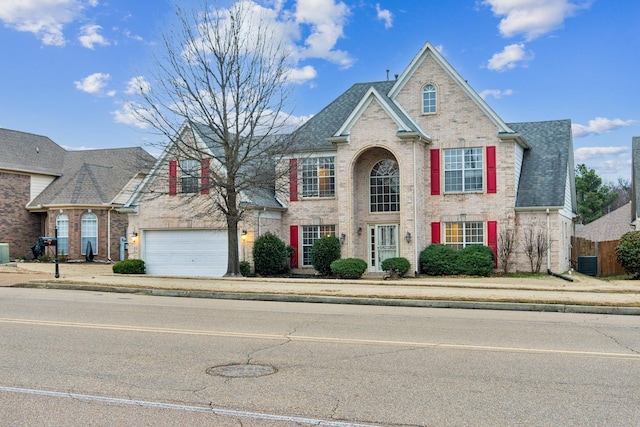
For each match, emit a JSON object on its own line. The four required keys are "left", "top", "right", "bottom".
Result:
{"left": 125, "top": 41, "right": 576, "bottom": 276}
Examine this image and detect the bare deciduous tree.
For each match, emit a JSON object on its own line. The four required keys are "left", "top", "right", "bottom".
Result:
{"left": 129, "top": 0, "right": 297, "bottom": 276}
{"left": 523, "top": 225, "right": 549, "bottom": 274}
{"left": 498, "top": 227, "right": 517, "bottom": 274}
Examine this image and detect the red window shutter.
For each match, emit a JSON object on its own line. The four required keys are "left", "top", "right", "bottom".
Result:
{"left": 486, "top": 146, "right": 496, "bottom": 194}
{"left": 430, "top": 149, "right": 440, "bottom": 195}
{"left": 201, "top": 158, "right": 210, "bottom": 195}
{"left": 169, "top": 160, "right": 177, "bottom": 196}
{"left": 431, "top": 222, "right": 441, "bottom": 244}
{"left": 289, "top": 225, "right": 299, "bottom": 268}
{"left": 487, "top": 220, "right": 498, "bottom": 267}
{"left": 289, "top": 158, "right": 298, "bottom": 201}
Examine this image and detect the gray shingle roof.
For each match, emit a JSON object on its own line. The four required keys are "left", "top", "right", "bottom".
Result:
{"left": 0, "top": 128, "right": 66, "bottom": 175}
{"left": 509, "top": 120, "right": 574, "bottom": 208}
{"left": 575, "top": 202, "right": 633, "bottom": 241}
{"left": 27, "top": 147, "right": 155, "bottom": 207}
{"left": 293, "top": 80, "right": 398, "bottom": 150}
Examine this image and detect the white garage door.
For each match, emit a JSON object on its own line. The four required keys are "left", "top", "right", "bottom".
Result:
{"left": 143, "top": 229, "right": 228, "bottom": 277}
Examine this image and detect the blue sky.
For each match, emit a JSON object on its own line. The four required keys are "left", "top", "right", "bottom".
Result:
{"left": 1, "top": 0, "right": 638, "bottom": 183}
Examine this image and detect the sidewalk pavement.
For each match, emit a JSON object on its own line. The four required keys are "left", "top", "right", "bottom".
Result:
{"left": 2, "top": 262, "right": 640, "bottom": 315}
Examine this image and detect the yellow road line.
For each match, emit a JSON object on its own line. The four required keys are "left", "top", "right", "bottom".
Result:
{"left": 1, "top": 317, "right": 639, "bottom": 360}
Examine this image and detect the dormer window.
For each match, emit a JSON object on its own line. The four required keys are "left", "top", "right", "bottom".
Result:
{"left": 422, "top": 84, "right": 437, "bottom": 114}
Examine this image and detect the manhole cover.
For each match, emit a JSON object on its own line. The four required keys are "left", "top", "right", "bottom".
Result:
{"left": 207, "top": 363, "right": 277, "bottom": 378}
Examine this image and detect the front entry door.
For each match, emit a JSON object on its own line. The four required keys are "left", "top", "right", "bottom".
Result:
{"left": 369, "top": 224, "right": 399, "bottom": 272}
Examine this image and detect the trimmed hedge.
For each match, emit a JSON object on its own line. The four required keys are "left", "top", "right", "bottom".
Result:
{"left": 239, "top": 261, "right": 251, "bottom": 277}
{"left": 420, "top": 244, "right": 494, "bottom": 277}
{"left": 380, "top": 257, "right": 411, "bottom": 277}
{"left": 330, "top": 258, "right": 368, "bottom": 279}
{"left": 112, "top": 259, "right": 146, "bottom": 274}
{"left": 616, "top": 231, "right": 640, "bottom": 278}
{"left": 311, "top": 235, "right": 341, "bottom": 276}
{"left": 253, "top": 232, "right": 292, "bottom": 276}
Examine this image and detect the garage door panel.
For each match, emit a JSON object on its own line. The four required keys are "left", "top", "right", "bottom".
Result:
{"left": 143, "top": 230, "right": 228, "bottom": 277}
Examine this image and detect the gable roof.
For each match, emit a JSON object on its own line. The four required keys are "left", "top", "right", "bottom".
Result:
{"left": 27, "top": 147, "right": 155, "bottom": 209}
{"left": 126, "top": 121, "right": 284, "bottom": 210}
{"left": 0, "top": 128, "right": 67, "bottom": 176}
{"left": 510, "top": 119, "right": 575, "bottom": 209}
{"left": 575, "top": 203, "right": 633, "bottom": 241}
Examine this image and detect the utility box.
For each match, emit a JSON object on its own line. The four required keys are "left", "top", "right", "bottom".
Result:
{"left": 577, "top": 256, "right": 598, "bottom": 276}
{"left": 0, "top": 243, "right": 9, "bottom": 264}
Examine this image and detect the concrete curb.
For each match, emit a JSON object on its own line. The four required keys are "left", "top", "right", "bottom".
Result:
{"left": 14, "top": 282, "right": 640, "bottom": 316}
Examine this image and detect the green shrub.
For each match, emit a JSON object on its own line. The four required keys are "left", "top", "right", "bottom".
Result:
{"left": 112, "top": 259, "right": 145, "bottom": 274}
{"left": 239, "top": 261, "right": 251, "bottom": 277}
{"left": 616, "top": 231, "right": 640, "bottom": 278}
{"left": 380, "top": 257, "right": 411, "bottom": 277}
{"left": 330, "top": 258, "right": 368, "bottom": 279}
{"left": 311, "top": 235, "right": 341, "bottom": 276}
{"left": 420, "top": 244, "right": 459, "bottom": 275}
{"left": 253, "top": 232, "right": 292, "bottom": 276}
{"left": 458, "top": 246, "right": 494, "bottom": 276}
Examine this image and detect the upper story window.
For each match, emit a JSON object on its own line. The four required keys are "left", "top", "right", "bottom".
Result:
{"left": 301, "top": 157, "right": 335, "bottom": 198}
{"left": 56, "top": 213, "right": 69, "bottom": 255}
{"left": 422, "top": 84, "right": 437, "bottom": 114}
{"left": 180, "top": 159, "right": 200, "bottom": 194}
{"left": 370, "top": 159, "right": 399, "bottom": 212}
{"left": 444, "top": 148, "right": 483, "bottom": 193}
{"left": 81, "top": 212, "right": 97, "bottom": 255}
{"left": 445, "top": 221, "right": 483, "bottom": 249}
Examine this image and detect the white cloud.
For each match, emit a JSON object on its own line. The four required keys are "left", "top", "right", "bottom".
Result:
{"left": 294, "top": 0, "right": 353, "bottom": 68}
{"left": 0, "top": 0, "right": 95, "bottom": 46}
{"left": 375, "top": 4, "right": 393, "bottom": 29}
{"left": 285, "top": 65, "right": 317, "bottom": 84}
{"left": 572, "top": 117, "right": 637, "bottom": 137}
{"left": 487, "top": 43, "right": 533, "bottom": 71}
{"left": 482, "top": 0, "right": 592, "bottom": 41}
{"left": 112, "top": 101, "right": 150, "bottom": 129}
{"left": 125, "top": 76, "right": 151, "bottom": 95}
{"left": 574, "top": 146, "right": 628, "bottom": 162}
{"left": 74, "top": 72, "right": 113, "bottom": 95}
{"left": 479, "top": 88, "right": 514, "bottom": 99}
{"left": 78, "top": 24, "right": 109, "bottom": 49}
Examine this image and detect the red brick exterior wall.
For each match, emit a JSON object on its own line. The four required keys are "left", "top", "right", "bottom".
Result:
{"left": 0, "top": 172, "right": 43, "bottom": 259}
{"left": 45, "top": 208, "right": 130, "bottom": 261}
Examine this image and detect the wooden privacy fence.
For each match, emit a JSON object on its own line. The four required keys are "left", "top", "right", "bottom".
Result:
{"left": 571, "top": 237, "right": 626, "bottom": 277}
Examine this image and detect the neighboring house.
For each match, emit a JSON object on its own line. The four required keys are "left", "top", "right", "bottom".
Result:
{"left": 125, "top": 41, "right": 577, "bottom": 276}
{"left": 0, "top": 128, "right": 155, "bottom": 261}
{"left": 632, "top": 136, "right": 640, "bottom": 229}
{"left": 575, "top": 202, "right": 633, "bottom": 242}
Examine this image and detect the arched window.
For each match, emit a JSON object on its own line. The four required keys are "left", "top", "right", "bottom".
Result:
{"left": 422, "top": 84, "right": 437, "bottom": 114}
{"left": 370, "top": 160, "right": 399, "bottom": 212}
{"left": 81, "top": 212, "right": 98, "bottom": 255}
{"left": 56, "top": 213, "right": 69, "bottom": 255}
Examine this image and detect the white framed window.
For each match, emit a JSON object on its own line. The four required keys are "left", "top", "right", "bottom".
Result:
{"left": 370, "top": 159, "right": 399, "bottom": 212}
{"left": 180, "top": 159, "right": 199, "bottom": 193}
{"left": 445, "top": 222, "right": 483, "bottom": 249}
{"left": 81, "top": 212, "right": 98, "bottom": 255}
{"left": 301, "top": 225, "right": 335, "bottom": 266}
{"left": 56, "top": 213, "right": 68, "bottom": 255}
{"left": 301, "top": 157, "right": 335, "bottom": 198}
{"left": 444, "top": 148, "right": 483, "bottom": 192}
{"left": 422, "top": 84, "right": 437, "bottom": 114}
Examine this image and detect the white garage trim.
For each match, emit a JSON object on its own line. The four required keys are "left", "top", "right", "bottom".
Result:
{"left": 143, "top": 229, "right": 228, "bottom": 277}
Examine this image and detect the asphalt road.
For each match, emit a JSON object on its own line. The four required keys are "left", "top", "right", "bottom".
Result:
{"left": 1, "top": 287, "right": 639, "bottom": 426}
